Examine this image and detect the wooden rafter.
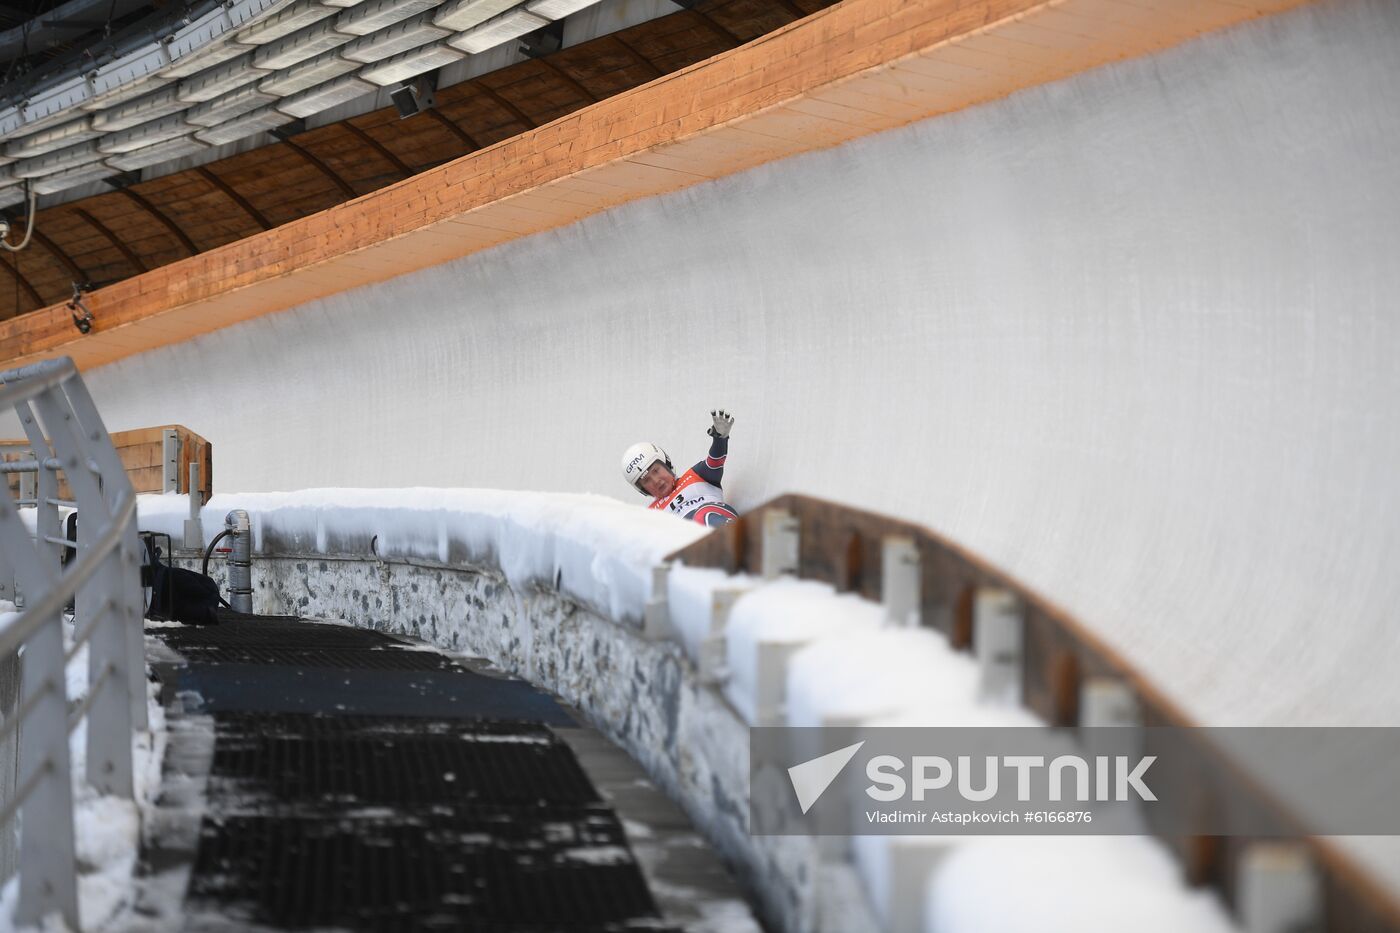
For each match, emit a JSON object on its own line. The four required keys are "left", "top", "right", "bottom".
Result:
{"left": 472, "top": 81, "right": 536, "bottom": 128}
{"left": 0, "top": 1, "right": 843, "bottom": 323}
{"left": 275, "top": 136, "right": 357, "bottom": 200}
{"left": 424, "top": 108, "right": 480, "bottom": 151}
{"left": 685, "top": 7, "right": 742, "bottom": 47}
{"left": 0, "top": 253, "right": 43, "bottom": 311}
{"left": 25, "top": 225, "right": 88, "bottom": 285}
{"left": 611, "top": 35, "right": 662, "bottom": 79}
{"left": 339, "top": 122, "right": 412, "bottom": 178}
{"left": 71, "top": 208, "right": 147, "bottom": 274}
{"left": 196, "top": 167, "right": 272, "bottom": 231}
{"left": 113, "top": 187, "right": 199, "bottom": 256}
{"left": 534, "top": 57, "right": 598, "bottom": 104}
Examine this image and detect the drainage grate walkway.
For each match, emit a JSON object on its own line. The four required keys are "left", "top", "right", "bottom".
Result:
{"left": 146, "top": 617, "right": 681, "bottom": 932}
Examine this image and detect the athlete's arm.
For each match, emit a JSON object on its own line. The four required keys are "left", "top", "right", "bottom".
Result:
{"left": 692, "top": 409, "right": 733, "bottom": 485}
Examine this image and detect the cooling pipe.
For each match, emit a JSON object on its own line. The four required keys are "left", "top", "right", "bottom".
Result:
{"left": 224, "top": 510, "right": 253, "bottom": 613}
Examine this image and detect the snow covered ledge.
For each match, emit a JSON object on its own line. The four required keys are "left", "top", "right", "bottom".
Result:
{"left": 138, "top": 489, "right": 872, "bottom": 932}
{"left": 137, "top": 490, "right": 1236, "bottom": 933}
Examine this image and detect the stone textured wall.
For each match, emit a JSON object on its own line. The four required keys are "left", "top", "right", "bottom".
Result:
{"left": 187, "top": 551, "right": 877, "bottom": 933}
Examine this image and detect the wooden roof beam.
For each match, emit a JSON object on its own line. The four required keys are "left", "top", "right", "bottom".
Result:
{"left": 423, "top": 108, "right": 480, "bottom": 151}
{"left": 111, "top": 186, "right": 199, "bottom": 257}
{"left": 196, "top": 167, "right": 273, "bottom": 231}
{"left": 340, "top": 122, "right": 412, "bottom": 179}
{"left": 275, "top": 135, "right": 357, "bottom": 200}
{"left": 71, "top": 208, "right": 147, "bottom": 275}
{"left": 0, "top": 254, "right": 43, "bottom": 312}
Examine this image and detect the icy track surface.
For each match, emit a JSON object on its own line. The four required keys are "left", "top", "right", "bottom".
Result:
{"left": 15, "top": 0, "right": 1400, "bottom": 735}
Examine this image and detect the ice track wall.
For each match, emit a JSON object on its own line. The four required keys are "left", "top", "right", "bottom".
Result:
{"left": 47, "top": 0, "right": 1400, "bottom": 728}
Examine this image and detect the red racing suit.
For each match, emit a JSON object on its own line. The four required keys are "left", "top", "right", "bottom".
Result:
{"left": 648, "top": 433, "right": 738, "bottom": 527}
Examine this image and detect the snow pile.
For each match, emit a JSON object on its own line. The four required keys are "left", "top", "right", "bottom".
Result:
{"left": 657, "top": 557, "right": 1238, "bottom": 932}
{"left": 137, "top": 489, "right": 706, "bottom": 623}
{"left": 664, "top": 564, "right": 739, "bottom": 658}
{"left": 0, "top": 606, "right": 166, "bottom": 933}
{"left": 721, "top": 579, "right": 883, "bottom": 725}
{"left": 925, "top": 836, "right": 1236, "bottom": 933}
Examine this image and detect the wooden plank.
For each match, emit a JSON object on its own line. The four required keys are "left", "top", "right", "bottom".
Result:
{"left": 0, "top": 423, "right": 212, "bottom": 500}
{"left": 0, "top": 0, "right": 1309, "bottom": 369}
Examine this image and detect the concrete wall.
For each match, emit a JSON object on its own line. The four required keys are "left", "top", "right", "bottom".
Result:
{"left": 57, "top": 0, "right": 1400, "bottom": 727}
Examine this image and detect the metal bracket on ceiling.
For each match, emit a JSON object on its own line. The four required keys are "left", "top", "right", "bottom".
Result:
{"left": 518, "top": 19, "right": 564, "bottom": 59}
{"left": 102, "top": 171, "right": 142, "bottom": 190}
{"left": 269, "top": 118, "right": 309, "bottom": 140}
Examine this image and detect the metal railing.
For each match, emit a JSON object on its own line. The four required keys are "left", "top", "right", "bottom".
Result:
{"left": 0, "top": 357, "right": 146, "bottom": 930}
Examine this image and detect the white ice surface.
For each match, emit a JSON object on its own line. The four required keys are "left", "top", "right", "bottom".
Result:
{"left": 39, "top": 0, "right": 1400, "bottom": 733}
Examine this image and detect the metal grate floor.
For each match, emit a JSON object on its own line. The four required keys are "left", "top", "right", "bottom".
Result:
{"left": 190, "top": 812, "right": 671, "bottom": 931}
{"left": 154, "top": 617, "right": 675, "bottom": 930}
{"left": 208, "top": 713, "right": 601, "bottom": 810}
{"left": 154, "top": 617, "right": 407, "bottom": 649}
{"left": 150, "top": 617, "right": 460, "bottom": 670}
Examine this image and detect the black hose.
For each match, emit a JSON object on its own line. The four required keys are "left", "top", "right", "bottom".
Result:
{"left": 201, "top": 528, "right": 232, "bottom": 578}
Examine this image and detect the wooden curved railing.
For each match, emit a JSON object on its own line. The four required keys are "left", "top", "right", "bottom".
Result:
{"left": 669, "top": 493, "right": 1400, "bottom": 933}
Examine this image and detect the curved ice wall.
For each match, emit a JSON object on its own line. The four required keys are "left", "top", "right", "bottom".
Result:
{"left": 54, "top": 0, "right": 1400, "bottom": 727}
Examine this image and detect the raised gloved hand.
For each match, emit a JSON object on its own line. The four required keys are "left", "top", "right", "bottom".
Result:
{"left": 708, "top": 408, "right": 734, "bottom": 438}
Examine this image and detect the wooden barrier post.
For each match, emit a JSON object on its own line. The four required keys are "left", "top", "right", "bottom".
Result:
{"left": 761, "top": 509, "right": 799, "bottom": 580}
{"left": 1239, "top": 843, "right": 1322, "bottom": 933}
{"left": 881, "top": 535, "right": 920, "bottom": 627}
{"left": 974, "top": 588, "right": 1023, "bottom": 705}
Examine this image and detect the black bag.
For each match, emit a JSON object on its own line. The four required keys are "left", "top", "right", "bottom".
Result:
{"left": 144, "top": 539, "right": 223, "bottom": 626}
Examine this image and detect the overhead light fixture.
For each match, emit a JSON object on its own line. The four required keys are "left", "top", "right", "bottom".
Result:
{"left": 389, "top": 73, "right": 436, "bottom": 119}
{"left": 31, "top": 163, "right": 121, "bottom": 195}
{"left": 177, "top": 52, "right": 271, "bottom": 104}
{"left": 253, "top": 17, "right": 355, "bottom": 71}
{"left": 187, "top": 84, "right": 279, "bottom": 127}
{"left": 163, "top": 5, "right": 244, "bottom": 78}
{"left": 433, "top": 0, "right": 516, "bottom": 33}
{"left": 359, "top": 42, "right": 464, "bottom": 87}
{"left": 194, "top": 105, "right": 296, "bottom": 145}
{"left": 88, "top": 41, "right": 174, "bottom": 108}
{"left": 12, "top": 140, "right": 105, "bottom": 179}
{"left": 337, "top": 0, "right": 440, "bottom": 37}
{"left": 260, "top": 49, "right": 360, "bottom": 96}
{"left": 99, "top": 113, "right": 194, "bottom": 155}
{"left": 236, "top": 0, "right": 339, "bottom": 45}
{"left": 104, "top": 135, "right": 211, "bottom": 172}
{"left": 5, "top": 116, "right": 100, "bottom": 160}
{"left": 92, "top": 85, "right": 187, "bottom": 132}
{"left": 525, "top": 0, "right": 604, "bottom": 18}
{"left": 276, "top": 75, "right": 376, "bottom": 118}
{"left": 445, "top": 9, "right": 547, "bottom": 54}
{"left": 339, "top": 12, "right": 448, "bottom": 64}
{"left": 20, "top": 74, "right": 92, "bottom": 129}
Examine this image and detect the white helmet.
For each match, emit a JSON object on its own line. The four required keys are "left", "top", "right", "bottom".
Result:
{"left": 621, "top": 441, "right": 671, "bottom": 495}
